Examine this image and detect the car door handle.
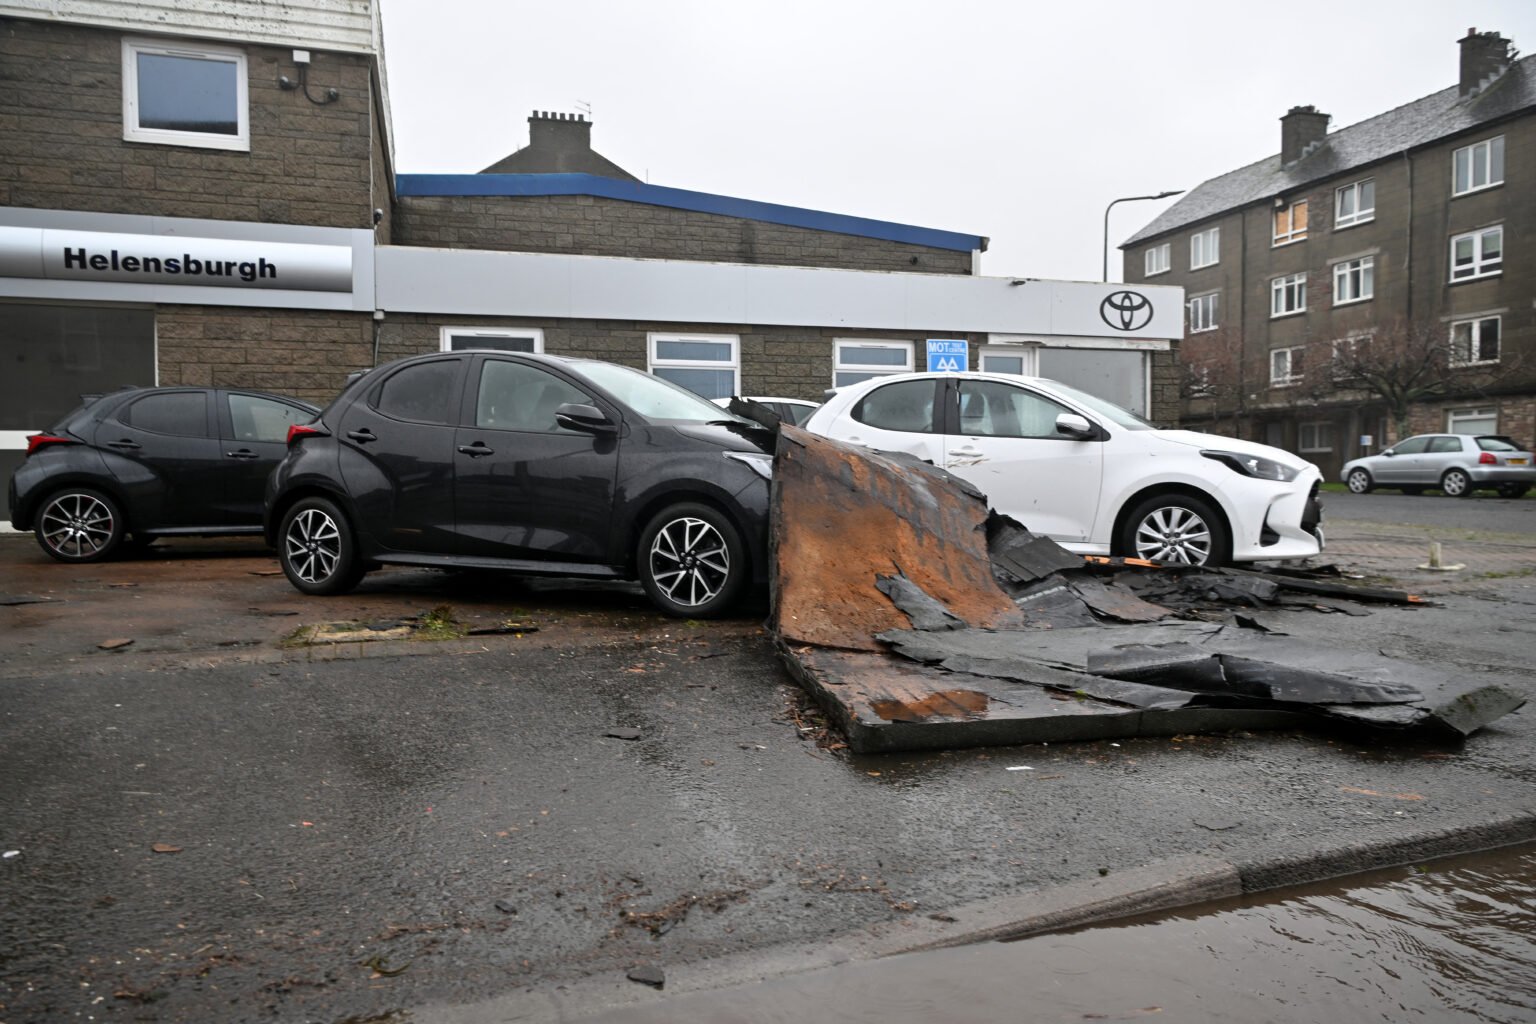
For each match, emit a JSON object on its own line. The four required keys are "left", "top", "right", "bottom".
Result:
{"left": 106, "top": 439, "right": 141, "bottom": 451}
{"left": 346, "top": 428, "right": 377, "bottom": 443}
{"left": 457, "top": 442, "right": 494, "bottom": 458}
{"left": 948, "top": 449, "right": 979, "bottom": 456}
{"left": 225, "top": 449, "right": 260, "bottom": 460}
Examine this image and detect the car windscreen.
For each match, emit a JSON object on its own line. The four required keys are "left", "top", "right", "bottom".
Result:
{"left": 571, "top": 360, "right": 743, "bottom": 424}
{"left": 1035, "top": 379, "right": 1154, "bottom": 431}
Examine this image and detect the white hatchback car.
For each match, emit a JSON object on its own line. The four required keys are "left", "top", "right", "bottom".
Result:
{"left": 802, "top": 372, "right": 1324, "bottom": 566}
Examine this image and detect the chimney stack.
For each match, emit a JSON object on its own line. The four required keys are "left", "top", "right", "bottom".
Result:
{"left": 1280, "top": 105, "right": 1330, "bottom": 164}
{"left": 527, "top": 109, "right": 593, "bottom": 154}
{"left": 1459, "top": 28, "right": 1512, "bottom": 96}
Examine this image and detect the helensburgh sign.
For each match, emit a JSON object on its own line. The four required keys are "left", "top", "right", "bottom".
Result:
{"left": 0, "top": 226, "right": 353, "bottom": 293}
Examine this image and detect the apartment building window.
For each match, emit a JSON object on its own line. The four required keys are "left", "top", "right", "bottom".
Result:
{"left": 1144, "top": 243, "right": 1171, "bottom": 276}
{"left": 1332, "top": 256, "right": 1375, "bottom": 305}
{"left": 1334, "top": 179, "right": 1375, "bottom": 228}
{"left": 1190, "top": 227, "right": 1220, "bottom": 269}
{"left": 1453, "top": 136, "right": 1504, "bottom": 196}
{"left": 1447, "top": 406, "right": 1497, "bottom": 434}
{"left": 1330, "top": 334, "right": 1368, "bottom": 382}
{"left": 647, "top": 333, "right": 739, "bottom": 399}
{"left": 122, "top": 38, "right": 249, "bottom": 151}
{"left": 1450, "top": 226, "right": 1503, "bottom": 281}
{"left": 441, "top": 327, "right": 544, "bottom": 353}
{"left": 1270, "top": 273, "right": 1307, "bottom": 317}
{"left": 1450, "top": 316, "right": 1500, "bottom": 366}
{"left": 1273, "top": 200, "right": 1308, "bottom": 245}
{"left": 1299, "top": 422, "right": 1334, "bottom": 452}
{"left": 1270, "top": 346, "right": 1305, "bottom": 386}
{"left": 834, "top": 340, "right": 913, "bottom": 387}
{"left": 1187, "top": 292, "right": 1219, "bottom": 332}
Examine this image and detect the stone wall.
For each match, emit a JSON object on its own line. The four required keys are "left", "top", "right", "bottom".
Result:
{"left": 155, "top": 306, "right": 374, "bottom": 404}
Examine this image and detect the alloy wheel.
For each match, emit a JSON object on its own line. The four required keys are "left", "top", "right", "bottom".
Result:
{"left": 1442, "top": 470, "right": 1470, "bottom": 497}
{"left": 40, "top": 492, "right": 116, "bottom": 559}
{"left": 284, "top": 506, "right": 342, "bottom": 584}
{"left": 647, "top": 516, "right": 731, "bottom": 609}
{"left": 1132, "top": 505, "right": 1214, "bottom": 565}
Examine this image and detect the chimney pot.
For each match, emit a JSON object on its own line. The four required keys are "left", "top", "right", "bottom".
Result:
{"left": 1280, "top": 105, "right": 1330, "bottom": 164}
{"left": 1459, "top": 28, "right": 1512, "bottom": 96}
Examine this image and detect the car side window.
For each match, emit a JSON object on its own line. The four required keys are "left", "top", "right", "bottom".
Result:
{"left": 228, "top": 394, "right": 309, "bottom": 443}
{"left": 123, "top": 391, "right": 209, "bottom": 436}
{"left": 851, "top": 379, "right": 937, "bottom": 433}
{"left": 1477, "top": 436, "right": 1518, "bottom": 452}
{"left": 1392, "top": 437, "right": 1430, "bottom": 455}
{"left": 475, "top": 360, "right": 591, "bottom": 432}
{"left": 956, "top": 381, "right": 1073, "bottom": 439}
{"left": 374, "top": 359, "right": 460, "bottom": 424}
{"left": 1428, "top": 436, "right": 1462, "bottom": 454}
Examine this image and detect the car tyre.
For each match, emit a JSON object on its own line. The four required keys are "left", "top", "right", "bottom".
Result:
{"left": 1441, "top": 469, "right": 1474, "bottom": 498}
{"left": 278, "top": 496, "right": 364, "bottom": 595}
{"left": 637, "top": 502, "right": 747, "bottom": 618}
{"left": 1345, "top": 468, "right": 1373, "bottom": 494}
{"left": 1119, "top": 493, "right": 1230, "bottom": 567}
{"left": 1497, "top": 483, "right": 1530, "bottom": 499}
{"left": 34, "top": 487, "right": 125, "bottom": 563}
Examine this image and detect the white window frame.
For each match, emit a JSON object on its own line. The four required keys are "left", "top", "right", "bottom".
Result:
{"left": 1189, "top": 227, "right": 1220, "bottom": 269}
{"left": 647, "top": 332, "right": 740, "bottom": 398}
{"left": 1187, "top": 291, "right": 1219, "bottom": 333}
{"left": 1270, "top": 273, "right": 1307, "bottom": 317}
{"left": 1298, "top": 421, "right": 1334, "bottom": 453}
{"left": 1329, "top": 334, "right": 1369, "bottom": 382}
{"left": 1446, "top": 406, "right": 1496, "bottom": 435}
{"left": 1272, "top": 199, "right": 1308, "bottom": 245}
{"left": 1452, "top": 136, "right": 1505, "bottom": 197}
{"left": 1334, "top": 179, "right": 1375, "bottom": 229}
{"left": 1332, "top": 256, "right": 1375, "bottom": 305}
{"left": 439, "top": 327, "right": 545, "bottom": 353}
{"left": 1450, "top": 226, "right": 1503, "bottom": 282}
{"left": 122, "top": 37, "right": 249, "bottom": 152}
{"left": 977, "top": 345, "right": 1038, "bottom": 377}
{"left": 1144, "top": 243, "right": 1170, "bottom": 276}
{"left": 833, "top": 339, "right": 913, "bottom": 388}
{"left": 1270, "top": 346, "right": 1305, "bottom": 387}
{"left": 1449, "top": 315, "right": 1501, "bottom": 367}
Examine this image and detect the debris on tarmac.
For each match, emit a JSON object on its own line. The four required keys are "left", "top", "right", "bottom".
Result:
{"left": 97, "top": 638, "right": 134, "bottom": 650}
{"left": 150, "top": 843, "right": 181, "bottom": 854}
{"left": 0, "top": 595, "right": 57, "bottom": 605}
{"left": 626, "top": 964, "right": 665, "bottom": 989}
{"left": 604, "top": 727, "right": 643, "bottom": 741}
{"left": 494, "top": 899, "right": 518, "bottom": 914}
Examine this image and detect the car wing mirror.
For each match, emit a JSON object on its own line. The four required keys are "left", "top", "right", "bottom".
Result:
{"left": 1055, "top": 412, "right": 1095, "bottom": 439}
{"left": 555, "top": 402, "right": 617, "bottom": 435}
{"left": 1382, "top": 448, "right": 1395, "bottom": 457}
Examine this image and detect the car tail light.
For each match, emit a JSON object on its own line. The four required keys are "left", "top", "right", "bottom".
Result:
{"left": 25, "top": 434, "right": 77, "bottom": 456}
{"left": 1479, "top": 452, "right": 1497, "bottom": 465}
{"left": 286, "top": 423, "right": 330, "bottom": 446}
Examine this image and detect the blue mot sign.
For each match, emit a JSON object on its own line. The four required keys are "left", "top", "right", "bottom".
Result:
{"left": 926, "top": 339, "right": 968, "bottom": 372}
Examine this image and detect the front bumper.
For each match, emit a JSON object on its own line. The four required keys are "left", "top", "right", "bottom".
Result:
{"left": 1230, "top": 470, "right": 1325, "bottom": 562}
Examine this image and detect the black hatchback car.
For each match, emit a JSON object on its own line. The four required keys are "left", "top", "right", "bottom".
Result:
{"left": 264, "top": 351, "right": 775, "bottom": 617}
{"left": 10, "top": 386, "right": 319, "bottom": 562}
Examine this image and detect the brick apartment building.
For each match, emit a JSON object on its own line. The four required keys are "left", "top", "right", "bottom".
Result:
{"left": 1121, "top": 28, "right": 1536, "bottom": 481}
{"left": 0, "top": 0, "right": 1184, "bottom": 527}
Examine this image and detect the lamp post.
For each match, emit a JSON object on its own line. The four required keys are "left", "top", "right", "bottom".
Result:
{"left": 1103, "top": 190, "right": 1184, "bottom": 282}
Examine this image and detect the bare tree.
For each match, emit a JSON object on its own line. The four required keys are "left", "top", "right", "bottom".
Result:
{"left": 1177, "top": 327, "right": 1246, "bottom": 434}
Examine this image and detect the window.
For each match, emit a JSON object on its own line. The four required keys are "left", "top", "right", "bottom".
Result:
{"left": 1270, "top": 346, "right": 1305, "bottom": 386}
{"left": 1332, "top": 256, "right": 1374, "bottom": 304}
{"left": 124, "top": 392, "right": 208, "bottom": 436}
{"left": 227, "top": 394, "right": 309, "bottom": 443}
{"left": 1270, "top": 273, "right": 1307, "bottom": 317}
{"left": 1189, "top": 227, "right": 1220, "bottom": 269}
{"left": 1391, "top": 436, "right": 1431, "bottom": 455}
{"left": 834, "top": 340, "right": 913, "bottom": 387}
{"left": 1447, "top": 407, "right": 1497, "bottom": 435}
{"left": 441, "top": 327, "right": 544, "bottom": 353}
{"left": 1273, "top": 199, "right": 1308, "bottom": 244}
{"left": 122, "top": 38, "right": 249, "bottom": 151}
{"left": 375, "top": 359, "right": 460, "bottom": 424}
{"left": 956, "top": 381, "right": 1075, "bottom": 439}
{"left": 475, "top": 360, "right": 590, "bottom": 432}
{"left": 851, "top": 378, "right": 938, "bottom": 433}
{"left": 1427, "top": 435, "right": 1463, "bottom": 453}
{"left": 647, "top": 333, "right": 739, "bottom": 399}
{"left": 1144, "top": 243, "right": 1170, "bottom": 276}
{"left": 1450, "top": 226, "right": 1502, "bottom": 281}
{"left": 1330, "top": 335, "right": 1368, "bottom": 381}
{"left": 1334, "top": 180, "right": 1375, "bottom": 228}
{"left": 1188, "top": 292, "right": 1219, "bottom": 332}
{"left": 1450, "top": 316, "right": 1500, "bottom": 365}
{"left": 978, "top": 347, "right": 1035, "bottom": 376}
{"left": 1453, "top": 136, "right": 1504, "bottom": 196}
{"left": 1299, "top": 422, "right": 1333, "bottom": 452}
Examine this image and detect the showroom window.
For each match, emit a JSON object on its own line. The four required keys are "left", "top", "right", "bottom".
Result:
{"left": 441, "top": 327, "right": 544, "bottom": 353}
{"left": 833, "top": 340, "right": 912, "bottom": 387}
{"left": 1188, "top": 292, "right": 1219, "bottom": 332}
{"left": 1299, "top": 421, "right": 1333, "bottom": 452}
{"left": 1332, "top": 256, "right": 1375, "bottom": 304}
{"left": 1271, "top": 273, "right": 1307, "bottom": 316}
{"left": 1273, "top": 199, "right": 1308, "bottom": 245}
{"left": 1189, "top": 227, "right": 1220, "bottom": 269}
{"left": 1144, "top": 243, "right": 1170, "bottom": 276}
{"left": 1450, "top": 226, "right": 1502, "bottom": 281}
{"left": 122, "top": 38, "right": 248, "bottom": 151}
{"left": 1447, "top": 406, "right": 1497, "bottom": 435}
{"left": 1334, "top": 179, "right": 1375, "bottom": 228}
{"left": 648, "top": 333, "right": 739, "bottom": 399}
{"left": 1450, "top": 316, "right": 1500, "bottom": 366}
{"left": 1270, "top": 346, "right": 1305, "bottom": 386}
{"left": 1453, "top": 136, "right": 1504, "bottom": 196}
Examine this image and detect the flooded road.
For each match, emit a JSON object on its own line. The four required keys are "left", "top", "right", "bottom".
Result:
{"left": 595, "top": 843, "right": 1536, "bottom": 1023}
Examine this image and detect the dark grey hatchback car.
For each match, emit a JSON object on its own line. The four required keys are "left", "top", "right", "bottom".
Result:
{"left": 264, "top": 351, "right": 776, "bottom": 617}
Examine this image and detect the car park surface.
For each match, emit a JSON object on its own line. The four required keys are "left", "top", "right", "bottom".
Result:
{"left": 1341, "top": 433, "right": 1535, "bottom": 498}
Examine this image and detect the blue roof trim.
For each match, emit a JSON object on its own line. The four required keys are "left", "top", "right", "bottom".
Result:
{"left": 396, "top": 173, "right": 987, "bottom": 253}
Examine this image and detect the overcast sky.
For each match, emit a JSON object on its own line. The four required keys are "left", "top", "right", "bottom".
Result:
{"left": 378, "top": 0, "right": 1536, "bottom": 283}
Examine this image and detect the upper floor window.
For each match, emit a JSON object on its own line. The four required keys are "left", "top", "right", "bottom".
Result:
{"left": 1145, "top": 243, "right": 1170, "bottom": 276}
{"left": 1189, "top": 227, "right": 1220, "bottom": 269}
{"left": 1187, "top": 292, "right": 1219, "bottom": 333}
{"left": 1271, "top": 273, "right": 1307, "bottom": 317}
{"left": 1453, "top": 136, "right": 1504, "bottom": 196}
{"left": 1334, "top": 180, "right": 1375, "bottom": 228}
{"left": 1270, "top": 346, "right": 1305, "bottom": 386}
{"left": 1273, "top": 199, "right": 1308, "bottom": 245}
{"left": 1450, "top": 316, "right": 1500, "bottom": 366}
{"left": 1450, "top": 226, "right": 1502, "bottom": 281}
{"left": 122, "top": 38, "right": 249, "bottom": 152}
{"left": 1332, "top": 256, "right": 1375, "bottom": 305}
{"left": 648, "top": 333, "right": 739, "bottom": 399}
{"left": 834, "top": 339, "right": 913, "bottom": 388}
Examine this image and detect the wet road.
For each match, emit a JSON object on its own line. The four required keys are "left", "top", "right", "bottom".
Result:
{"left": 1324, "top": 490, "right": 1535, "bottom": 535}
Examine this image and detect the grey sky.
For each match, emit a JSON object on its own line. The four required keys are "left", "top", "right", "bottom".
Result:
{"left": 379, "top": 0, "right": 1536, "bottom": 283}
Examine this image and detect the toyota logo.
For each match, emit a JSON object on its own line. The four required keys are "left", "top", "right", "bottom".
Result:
{"left": 1100, "top": 290, "right": 1154, "bottom": 332}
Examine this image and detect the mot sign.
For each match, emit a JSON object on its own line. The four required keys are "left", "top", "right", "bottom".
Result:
{"left": 926, "top": 339, "right": 968, "bottom": 372}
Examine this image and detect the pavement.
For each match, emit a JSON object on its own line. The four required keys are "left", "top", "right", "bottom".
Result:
{"left": 1, "top": 512, "right": 1534, "bottom": 1023}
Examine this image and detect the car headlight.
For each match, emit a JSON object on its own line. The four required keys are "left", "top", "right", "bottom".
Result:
{"left": 723, "top": 451, "right": 774, "bottom": 480}
{"left": 1201, "top": 449, "right": 1301, "bottom": 482}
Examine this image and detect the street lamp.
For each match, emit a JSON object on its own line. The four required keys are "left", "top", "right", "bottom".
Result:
{"left": 1103, "top": 190, "right": 1185, "bottom": 282}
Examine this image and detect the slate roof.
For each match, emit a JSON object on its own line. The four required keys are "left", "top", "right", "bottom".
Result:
{"left": 1124, "top": 54, "right": 1536, "bottom": 247}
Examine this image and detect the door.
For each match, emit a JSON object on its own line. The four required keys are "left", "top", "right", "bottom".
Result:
{"left": 335, "top": 356, "right": 464, "bottom": 554}
{"left": 1422, "top": 435, "right": 1465, "bottom": 484}
{"left": 213, "top": 391, "right": 316, "bottom": 526}
{"left": 1377, "top": 435, "right": 1430, "bottom": 484}
{"left": 453, "top": 357, "right": 620, "bottom": 562}
{"left": 98, "top": 390, "right": 221, "bottom": 528}
{"left": 824, "top": 377, "right": 946, "bottom": 463}
{"left": 943, "top": 379, "right": 1103, "bottom": 542}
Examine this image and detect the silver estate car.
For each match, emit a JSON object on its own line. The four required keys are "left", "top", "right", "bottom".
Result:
{"left": 1341, "top": 434, "right": 1534, "bottom": 497}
